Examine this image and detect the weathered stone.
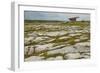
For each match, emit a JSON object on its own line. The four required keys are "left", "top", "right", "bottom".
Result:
{"left": 55, "top": 56, "right": 63, "bottom": 60}
{"left": 65, "top": 53, "right": 81, "bottom": 59}
{"left": 46, "top": 56, "right": 63, "bottom": 60}
{"left": 25, "top": 56, "right": 44, "bottom": 61}
{"left": 48, "top": 44, "right": 66, "bottom": 50}
{"left": 80, "top": 55, "right": 90, "bottom": 59}
{"left": 75, "top": 30, "right": 83, "bottom": 33}
{"left": 74, "top": 46, "right": 90, "bottom": 52}
{"left": 74, "top": 42, "right": 90, "bottom": 52}
{"left": 74, "top": 42, "right": 90, "bottom": 47}
{"left": 27, "top": 46, "right": 35, "bottom": 55}
{"left": 80, "top": 52, "right": 90, "bottom": 59}
{"left": 69, "top": 33, "right": 81, "bottom": 37}
{"left": 59, "top": 36, "right": 69, "bottom": 40}
{"left": 46, "top": 57, "right": 55, "bottom": 60}
{"left": 47, "top": 46, "right": 77, "bottom": 55}
{"left": 33, "top": 37, "right": 45, "bottom": 42}
{"left": 45, "top": 31, "right": 67, "bottom": 36}
{"left": 24, "top": 37, "right": 34, "bottom": 42}
{"left": 80, "top": 35, "right": 88, "bottom": 40}
{"left": 45, "top": 38, "right": 55, "bottom": 43}
{"left": 82, "top": 29, "right": 89, "bottom": 33}
{"left": 28, "top": 32, "right": 38, "bottom": 37}
{"left": 74, "top": 39, "right": 80, "bottom": 42}
{"left": 35, "top": 43, "right": 54, "bottom": 52}
{"left": 24, "top": 46, "right": 29, "bottom": 55}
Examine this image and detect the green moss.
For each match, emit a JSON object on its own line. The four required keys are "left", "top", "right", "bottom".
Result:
{"left": 43, "top": 53, "right": 64, "bottom": 59}
{"left": 66, "top": 37, "right": 75, "bottom": 45}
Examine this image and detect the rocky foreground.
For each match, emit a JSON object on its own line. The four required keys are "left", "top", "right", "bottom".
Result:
{"left": 24, "top": 21, "right": 90, "bottom": 62}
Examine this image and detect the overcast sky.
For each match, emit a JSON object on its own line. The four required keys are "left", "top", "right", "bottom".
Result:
{"left": 24, "top": 11, "right": 90, "bottom": 21}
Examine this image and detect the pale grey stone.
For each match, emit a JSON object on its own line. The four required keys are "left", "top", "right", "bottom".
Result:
{"left": 25, "top": 56, "right": 44, "bottom": 61}
{"left": 34, "top": 37, "right": 45, "bottom": 42}
{"left": 46, "top": 57, "right": 55, "bottom": 60}
{"left": 59, "top": 36, "right": 69, "bottom": 40}
{"left": 65, "top": 53, "right": 81, "bottom": 59}
{"left": 74, "top": 46, "right": 90, "bottom": 52}
{"left": 46, "top": 56, "right": 63, "bottom": 60}
{"left": 80, "top": 35, "right": 88, "bottom": 40}
{"left": 69, "top": 33, "right": 81, "bottom": 37}
{"left": 28, "top": 32, "right": 38, "bottom": 37}
{"left": 74, "top": 39, "right": 80, "bottom": 42}
{"left": 24, "top": 37, "right": 34, "bottom": 42}
{"left": 35, "top": 43, "right": 54, "bottom": 52}
{"left": 47, "top": 46, "right": 77, "bottom": 55}
{"left": 45, "top": 31, "right": 67, "bottom": 36}
{"left": 55, "top": 56, "right": 63, "bottom": 60}
{"left": 74, "top": 42, "right": 90, "bottom": 47}
{"left": 80, "top": 52, "right": 90, "bottom": 59}
{"left": 24, "top": 46, "right": 29, "bottom": 55}
{"left": 27, "top": 46, "right": 35, "bottom": 55}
